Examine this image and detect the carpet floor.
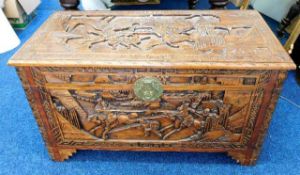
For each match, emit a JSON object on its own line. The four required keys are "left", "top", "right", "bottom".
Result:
{"left": 0, "top": 0, "right": 299, "bottom": 175}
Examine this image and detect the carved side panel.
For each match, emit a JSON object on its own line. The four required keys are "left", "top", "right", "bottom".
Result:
{"left": 16, "top": 67, "right": 73, "bottom": 161}
{"left": 250, "top": 71, "right": 287, "bottom": 160}
{"left": 228, "top": 71, "right": 286, "bottom": 165}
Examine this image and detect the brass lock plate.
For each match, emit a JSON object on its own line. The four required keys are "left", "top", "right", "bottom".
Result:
{"left": 133, "top": 77, "right": 163, "bottom": 101}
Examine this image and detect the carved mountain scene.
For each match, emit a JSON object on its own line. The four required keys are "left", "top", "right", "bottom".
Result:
{"left": 50, "top": 89, "right": 252, "bottom": 143}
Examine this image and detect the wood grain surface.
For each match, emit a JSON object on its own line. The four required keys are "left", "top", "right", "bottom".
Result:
{"left": 8, "top": 10, "right": 296, "bottom": 165}
{"left": 8, "top": 10, "right": 295, "bottom": 70}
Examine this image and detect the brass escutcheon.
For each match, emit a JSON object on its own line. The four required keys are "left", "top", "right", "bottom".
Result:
{"left": 133, "top": 77, "right": 163, "bottom": 101}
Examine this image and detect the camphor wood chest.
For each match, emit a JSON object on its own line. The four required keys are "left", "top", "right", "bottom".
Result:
{"left": 8, "top": 10, "right": 296, "bottom": 165}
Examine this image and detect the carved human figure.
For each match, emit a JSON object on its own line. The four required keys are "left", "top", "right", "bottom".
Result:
{"left": 140, "top": 120, "right": 162, "bottom": 138}
{"left": 219, "top": 104, "right": 231, "bottom": 129}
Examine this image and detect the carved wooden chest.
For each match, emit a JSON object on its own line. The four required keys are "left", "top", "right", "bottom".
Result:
{"left": 8, "top": 11, "right": 295, "bottom": 165}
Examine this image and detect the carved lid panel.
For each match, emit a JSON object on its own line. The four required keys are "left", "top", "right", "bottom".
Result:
{"left": 9, "top": 10, "right": 295, "bottom": 70}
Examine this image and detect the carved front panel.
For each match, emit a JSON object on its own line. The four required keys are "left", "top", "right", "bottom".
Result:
{"left": 53, "top": 89, "right": 248, "bottom": 142}
{"left": 28, "top": 67, "right": 270, "bottom": 149}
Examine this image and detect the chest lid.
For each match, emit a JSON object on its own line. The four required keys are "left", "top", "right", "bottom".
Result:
{"left": 8, "top": 10, "right": 296, "bottom": 70}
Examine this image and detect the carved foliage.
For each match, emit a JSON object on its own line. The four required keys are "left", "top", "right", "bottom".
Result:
{"left": 48, "top": 13, "right": 266, "bottom": 60}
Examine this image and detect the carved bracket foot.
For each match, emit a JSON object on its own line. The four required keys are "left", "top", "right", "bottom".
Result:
{"left": 50, "top": 148, "right": 77, "bottom": 161}
{"left": 227, "top": 151, "right": 257, "bottom": 165}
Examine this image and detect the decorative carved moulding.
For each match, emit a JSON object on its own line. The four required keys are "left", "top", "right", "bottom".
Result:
{"left": 8, "top": 11, "right": 295, "bottom": 165}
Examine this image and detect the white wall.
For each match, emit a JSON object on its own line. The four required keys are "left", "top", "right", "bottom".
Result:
{"left": 252, "top": 0, "right": 297, "bottom": 22}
